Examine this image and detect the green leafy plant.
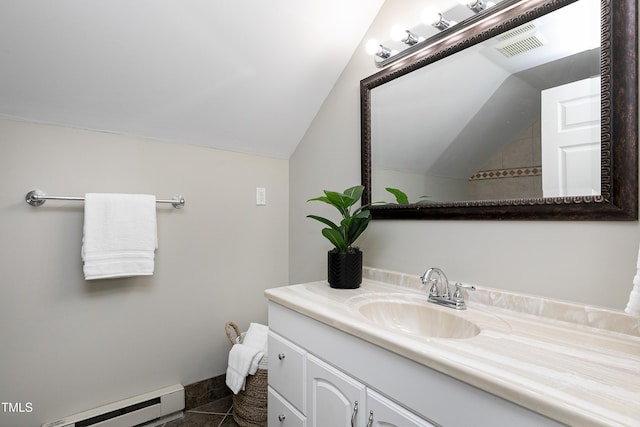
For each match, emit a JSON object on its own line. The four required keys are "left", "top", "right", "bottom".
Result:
{"left": 385, "top": 187, "right": 432, "bottom": 204}
{"left": 307, "top": 185, "right": 371, "bottom": 253}
{"left": 385, "top": 187, "right": 409, "bottom": 204}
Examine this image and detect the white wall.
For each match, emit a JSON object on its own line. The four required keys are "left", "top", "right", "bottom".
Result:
{"left": 289, "top": 0, "right": 640, "bottom": 310}
{"left": 0, "top": 119, "right": 289, "bottom": 426}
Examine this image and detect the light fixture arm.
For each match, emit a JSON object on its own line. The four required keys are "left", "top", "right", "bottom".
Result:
{"left": 401, "top": 30, "right": 420, "bottom": 46}
{"left": 375, "top": 44, "right": 392, "bottom": 59}
{"left": 468, "top": 0, "right": 488, "bottom": 13}
{"left": 433, "top": 13, "right": 453, "bottom": 31}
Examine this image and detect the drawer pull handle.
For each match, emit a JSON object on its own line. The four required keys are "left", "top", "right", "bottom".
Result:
{"left": 278, "top": 414, "right": 286, "bottom": 422}
{"left": 278, "top": 353, "right": 286, "bottom": 360}
{"left": 366, "top": 410, "right": 374, "bottom": 427}
{"left": 351, "top": 401, "right": 358, "bottom": 427}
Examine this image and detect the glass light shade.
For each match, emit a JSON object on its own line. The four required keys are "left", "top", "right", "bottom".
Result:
{"left": 421, "top": 6, "right": 441, "bottom": 26}
{"left": 390, "top": 25, "right": 408, "bottom": 42}
{"left": 365, "top": 39, "right": 381, "bottom": 56}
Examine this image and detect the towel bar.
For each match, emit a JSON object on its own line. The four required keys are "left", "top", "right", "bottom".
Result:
{"left": 25, "top": 190, "right": 185, "bottom": 209}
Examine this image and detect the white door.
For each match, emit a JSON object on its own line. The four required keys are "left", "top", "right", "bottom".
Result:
{"left": 541, "top": 76, "right": 601, "bottom": 197}
{"left": 366, "top": 389, "right": 435, "bottom": 427}
{"left": 306, "top": 354, "right": 366, "bottom": 427}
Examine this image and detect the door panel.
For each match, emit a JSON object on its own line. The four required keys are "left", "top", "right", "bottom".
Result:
{"left": 541, "top": 76, "right": 601, "bottom": 197}
{"left": 366, "top": 389, "right": 435, "bottom": 427}
{"left": 306, "top": 354, "right": 366, "bottom": 427}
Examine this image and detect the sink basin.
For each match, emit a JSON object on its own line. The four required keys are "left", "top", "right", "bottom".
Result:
{"left": 358, "top": 299, "right": 481, "bottom": 339}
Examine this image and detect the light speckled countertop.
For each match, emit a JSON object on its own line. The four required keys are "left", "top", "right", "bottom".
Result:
{"left": 264, "top": 267, "right": 640, "bottom": 427}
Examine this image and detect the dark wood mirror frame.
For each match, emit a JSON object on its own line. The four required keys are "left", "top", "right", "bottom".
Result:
{"left": 361, "top": 0, "right": 637, "bottom": 220}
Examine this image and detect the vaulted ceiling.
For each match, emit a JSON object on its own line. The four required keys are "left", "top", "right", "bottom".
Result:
{"left": 0, "top": 1, "right": 384, "bottom": 158}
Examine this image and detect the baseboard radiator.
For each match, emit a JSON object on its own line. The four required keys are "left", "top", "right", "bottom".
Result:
{"left": 42, "top": 384, "right": 184, "bottom": 427}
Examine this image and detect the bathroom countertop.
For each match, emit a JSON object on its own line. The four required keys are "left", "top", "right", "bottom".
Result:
{"left": 264, "top": 267, "right": 640, "bottom": 427}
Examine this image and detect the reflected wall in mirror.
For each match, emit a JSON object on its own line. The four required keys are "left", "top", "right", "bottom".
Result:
{"left": 361, "top": 0, "right": 638, "bottom": 220}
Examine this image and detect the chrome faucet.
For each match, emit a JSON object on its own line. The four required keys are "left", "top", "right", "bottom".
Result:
{"left": 420, "top": 267, "right": 451, "bottom": 299}
{"left": 420, "top": 267, "right": 475, "bottom": 310}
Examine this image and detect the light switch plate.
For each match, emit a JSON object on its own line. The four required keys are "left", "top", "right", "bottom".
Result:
{"left": 256, "top": 187, "right": 266, "bottom": 206}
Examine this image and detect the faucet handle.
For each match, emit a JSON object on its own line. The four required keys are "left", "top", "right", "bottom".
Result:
{"left": 453, "top": 282, "right": 475, "bottom": 303}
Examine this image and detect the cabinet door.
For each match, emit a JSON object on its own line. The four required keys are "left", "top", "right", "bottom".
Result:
{"left": 366, "top": 389, "right": 435, "bottom": 427}
{"left": 269, "top": 331, "right": 307, "bottom": 413}
{"left": 268, "top": 386, "right": 306, "bottom": 427}
{"left": 307, "top": 354, "right": 366, "bottom": 427}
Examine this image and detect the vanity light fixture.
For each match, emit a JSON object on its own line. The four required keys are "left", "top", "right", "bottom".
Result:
{"left": 422, "top": 6, "right": 456, "bottom": 31}
{"left": 367, "top": 0, "right": 505, "bottom": 67}
{"left": 365, "top": 39, "right": 393, "bottom": 59}
{"left": 390, "top": 25, "right": 423, "bottom": 46}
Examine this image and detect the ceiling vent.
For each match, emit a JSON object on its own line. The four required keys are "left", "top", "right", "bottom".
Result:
{"left": 495, "top": 23, "right": 538, "bottom": 41}
{"left": 495, "top": 23, "right": 546, "bottom": 57}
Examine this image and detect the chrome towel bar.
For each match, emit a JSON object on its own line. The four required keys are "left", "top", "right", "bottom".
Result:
{"left": 25, "top": 190, "right": 185, "bottom": 209}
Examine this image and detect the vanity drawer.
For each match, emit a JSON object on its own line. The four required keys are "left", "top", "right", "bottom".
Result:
{"left": 268, "top": 331, "right": 306, "bottom": 412}
{"left": 268, "top": 386, "right": 306, "bottom": 427}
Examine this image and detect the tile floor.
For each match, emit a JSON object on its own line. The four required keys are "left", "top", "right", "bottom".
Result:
{"left": 161, "top": 395, "right": 240, "bottom": 427}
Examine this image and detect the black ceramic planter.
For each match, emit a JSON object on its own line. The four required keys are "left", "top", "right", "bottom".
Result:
{"left": 327, "top": 250, "right": 362, "bottom": 289}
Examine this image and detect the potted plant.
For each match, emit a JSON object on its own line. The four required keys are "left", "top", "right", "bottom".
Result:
{"left": 307, "top": 185, "right": 371, "bottom": 289}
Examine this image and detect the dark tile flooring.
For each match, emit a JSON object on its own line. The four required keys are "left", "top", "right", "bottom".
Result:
{"left": 161, "top": 395, "right": 240, "bottom": 427}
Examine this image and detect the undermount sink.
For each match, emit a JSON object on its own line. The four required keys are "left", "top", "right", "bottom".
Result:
{"left": 358, "top": 298, "right": 481, "bottom": 339}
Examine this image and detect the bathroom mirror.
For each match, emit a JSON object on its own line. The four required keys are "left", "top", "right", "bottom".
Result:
{"left": 361, "top": 0, "right": 637, "bottom": 220}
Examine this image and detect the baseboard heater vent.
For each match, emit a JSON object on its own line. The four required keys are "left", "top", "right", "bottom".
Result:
{"left": 42, "top": 384, "right": 184, "bottom": 427}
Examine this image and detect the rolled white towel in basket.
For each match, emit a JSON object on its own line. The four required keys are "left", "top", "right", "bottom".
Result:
{"left": 242, "top": 323, "right": 269, "bottom": 368}
{"left": 226, "top": 323, "right": 269, "bottom": 394}
{"left": 226, "top": 345, "right": 264, "bottom": 394}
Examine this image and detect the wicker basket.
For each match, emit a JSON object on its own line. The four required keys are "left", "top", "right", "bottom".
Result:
{"left": 225, "top": 322, "right": 268, "bottom": 427}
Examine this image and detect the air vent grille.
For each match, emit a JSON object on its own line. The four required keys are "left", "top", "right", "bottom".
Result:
{"left": 495, "top": 23, "right": 538, "bottom": 41}
{"left": 496, "top": 31, "right": 546, "bottom": 57}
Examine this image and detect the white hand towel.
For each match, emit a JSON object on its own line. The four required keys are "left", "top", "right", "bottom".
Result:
{"left": 242, "top": 323, "right": 269, "bottom": 354}
{"left": 224, "top": 323, "right": 269, "bottom": 394}
{"left": 226, "top": 344, "right": 264, "bottom": 394}
{"left": 625, "top": 287, "right": 640, "bottom": 316}
{"left": 625, "top": 246, "right": 640, "bottom": 316}
{"left": 82, "top": 193, "right": 157, "bottom": 280}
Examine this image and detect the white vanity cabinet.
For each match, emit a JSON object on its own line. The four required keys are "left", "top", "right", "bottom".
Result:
{"left": 268, "top": 311, "right": 436, "bottom": 427}
{"left": 306, "top": 354, "right": 433, "bottom": 427}
{"left": 269, "top": 332, "right": 432, "bottom": 427}
{"left": 268, "top": 301, "right": 565, "bottom": 427}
